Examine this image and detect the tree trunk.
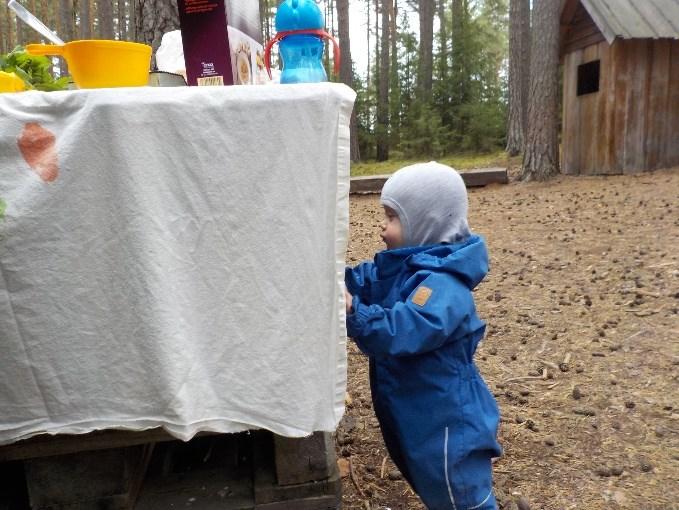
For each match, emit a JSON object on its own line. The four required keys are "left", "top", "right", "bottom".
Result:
{"left": 366, "top": 0, "right": 370, "bottom": 93}
{"left": 506, "top": 0, "right": 530, "bottom": 156}
{"left": 450, "top": 0, "right": 470, "bottom": 143}
{"left": 417, "top": 0, "right": 434, "bottom": 100}
{"left": 328, "top": 0, "right": 335, "bottom": 74}
{"left": 376, "top": 0, "right": 390, "bottom": 161}
{"left": 41, "top": 0, "right": 51, "bottom": 42}
{"left": 135, "top": 0, "right": 180, "bottom": 68}
{"left": 520, "top": 0, "right": 531, "bottom": 139}
{"left": 374, "top": 0, "right": 379, "bottom": 79}
{"left": 80, "top": 0, "right": 92, "bottom": 39}
{"left": 389, "top": 0, "right": 400, "bottom": 148}
{"left": 129, "top": 0, "right": 137, "bottom": 41}
{"left": 336, "top": 0, "right": 351, "bottom": 80}
{"left": 98, "top": 0, "right": 115, "bottom": 39}
{"left": 336, "top": 0, "right": 360, "bottom": 162}
{"left": 59, "top": 0, "right": 74, "bottom": 74}
{"left": 118, "top": 0, "right": 127, "bottom": 40}
{"left": 450, "top": 0, "right": 465, "bottom": 105}
{"left": 259, "top": 0, "right": 270, "bottom": 42}
{"left": 324, "top": 0, "right": 331, "bottom": 71}
{"left": 15, "top": 7, "right": 26, "bottom": 46}
{"left": 0, "top": 3, "right": 9, "bottom": 54}
{"left": 437, "top": 0, "right": 447, "bottom": 81}
{"left": 521, "top": 0, "right": 560, "bottom": 181}
{"left": 436, "top": 0, "right": 449, "bottom": 126}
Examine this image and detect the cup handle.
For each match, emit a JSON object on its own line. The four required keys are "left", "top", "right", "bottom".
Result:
{"left": 263, "top": 29, "right": 341, "bottom": 80}
{"left": 26, "top": 44, "right": 65, "bottom": 57}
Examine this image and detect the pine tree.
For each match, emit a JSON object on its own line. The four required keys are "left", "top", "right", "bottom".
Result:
{"left": 506, "top": 0, "right": 530, "bottom": 155}
{"left": 336, "top": 0, "right": 361, "bottom": 162}
{"left": 376, "top": 0, "right": 390, "bottom": 161}
{"left": 522, "top": 0, "right": 560, "bottom": 180}
{"left": 98, "top": 0, "right": 115, "bottom": 39}
{"left": 80, "top": 0, "right": 92, "bottom": 39}
{"left": 135, "top": 0, "right": 180, "bottom": 67}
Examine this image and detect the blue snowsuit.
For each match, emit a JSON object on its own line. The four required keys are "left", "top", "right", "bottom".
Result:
{"left": 345, "top": 235, "right": 501, "bottom": 510}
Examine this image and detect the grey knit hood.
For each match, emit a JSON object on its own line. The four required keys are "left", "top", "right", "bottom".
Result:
{"left": 380, "top": 161, "right": 471, "bottom": 247}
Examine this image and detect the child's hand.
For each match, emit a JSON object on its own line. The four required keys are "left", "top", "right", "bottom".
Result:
{"left": 345, "top": 288, "right": 353, "bottom": 314}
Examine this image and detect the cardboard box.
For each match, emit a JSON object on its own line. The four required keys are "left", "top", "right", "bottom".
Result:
{"left": 177, "top": 0, "right": 268, "bottom": 86}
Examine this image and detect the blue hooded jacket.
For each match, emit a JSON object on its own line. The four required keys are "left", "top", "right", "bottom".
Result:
{"left": 346, "top": 235, "right": 501, "bottom": 509}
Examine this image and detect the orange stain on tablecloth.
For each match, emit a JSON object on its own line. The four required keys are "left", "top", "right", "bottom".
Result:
{"left": 17, "top": 122, "right": 59, "bottom": 182}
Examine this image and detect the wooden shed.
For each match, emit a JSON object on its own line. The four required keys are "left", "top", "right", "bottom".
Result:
{"left": 560, "top": 0, "right": 679, "bottom": 175}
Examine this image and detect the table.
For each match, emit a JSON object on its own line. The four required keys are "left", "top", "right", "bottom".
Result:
{"left": 0, "top": 83, "right": 355, "bottom": 446}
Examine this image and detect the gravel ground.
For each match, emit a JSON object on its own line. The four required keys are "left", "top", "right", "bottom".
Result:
{"left": 337, "top": 167, "right": 679, "bottom": 510}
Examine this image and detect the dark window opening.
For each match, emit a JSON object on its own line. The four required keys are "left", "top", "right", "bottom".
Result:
{"left": 577, "top": 60, "right": 600, "bottom": 96}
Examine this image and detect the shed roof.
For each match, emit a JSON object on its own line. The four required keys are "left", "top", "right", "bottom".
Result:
{"left": 566, "top": 0, "right": 679, "bottom": 43}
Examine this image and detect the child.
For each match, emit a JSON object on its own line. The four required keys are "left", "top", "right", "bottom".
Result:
{"left": 345, "top": 162, "right": 501, "bottom": 510}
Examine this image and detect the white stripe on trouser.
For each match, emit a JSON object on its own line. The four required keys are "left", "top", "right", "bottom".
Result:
{"left": 444, "top": 427, "right": 458, "bottom": 510}
{"left": 467, "top": 489, "right": 493, "bottom": 509}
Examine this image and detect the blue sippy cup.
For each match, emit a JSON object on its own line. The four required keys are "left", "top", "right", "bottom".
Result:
{"left": 264, "top": 0, "right": 340, "bottom": 84}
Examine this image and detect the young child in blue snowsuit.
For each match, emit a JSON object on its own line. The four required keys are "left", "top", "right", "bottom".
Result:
{"left": 345, "top": 162, "right": 501, "bottom": 510}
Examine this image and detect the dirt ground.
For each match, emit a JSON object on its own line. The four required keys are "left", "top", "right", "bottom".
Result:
{"left": 336, "top": 167, "right": 679, "bottom": 510}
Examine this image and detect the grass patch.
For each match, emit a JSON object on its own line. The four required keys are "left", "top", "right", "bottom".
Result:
{"left": 351, "top": 151, "right": 511, "bottom": 177}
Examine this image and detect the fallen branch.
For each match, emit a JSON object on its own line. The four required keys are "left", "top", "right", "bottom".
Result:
{"left": 648, "top": 261, "right": 676, "bottom": 269}
{"left": 623, "top": 330, "right": 647, "bottom": 342}
{"left": 349, "top": 458, "right": 365, "bottom": 497}
{"left": 503, "top": 376, "right": 545, "bottom": 384}
{"left": 380, "top": 456, "right": 388, "bottom": 479}
{"left": 635, "top": 289, "right": 662, "bottom": 298}
{"left": 625, "top": 307, "right": 664, "bottom": 317}
{"left": 368, "top": 482, "right": 386, "bottom": 494}
{"left": 537, "top": 359, "right": 560, "bottom": 371}
{"left": 402, "top": 486, "right": 415, "bottom": 497}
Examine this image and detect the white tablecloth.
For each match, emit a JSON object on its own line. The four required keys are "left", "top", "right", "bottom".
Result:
{"left": 0, "top": 83, "right": 355, "bottom": 445}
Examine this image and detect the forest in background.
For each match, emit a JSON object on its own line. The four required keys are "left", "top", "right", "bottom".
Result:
{"left": 1, "top": 0, "right": 558, "bottom": 179}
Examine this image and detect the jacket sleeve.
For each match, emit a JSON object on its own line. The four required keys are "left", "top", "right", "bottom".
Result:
{"left": 345, "top": 262, "right": 378, "bottom": 301}
{"left": 346, "top": 273, "right": 474, "bottom": 357}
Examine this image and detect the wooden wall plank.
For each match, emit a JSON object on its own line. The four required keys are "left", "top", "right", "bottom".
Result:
{"left": 563, "top": 32, "right": 607, "bottom": 55}
{"left": 561, "top": 52, "right": 571, "bottom": 173}
{"left": 579, "top": 44, "right": 600, "bottom": 175}
{"left": 667, "top": 40, "right": 679, "bottom": 167}
{"left": 560, "top": 0, "right": 581, "bottom": 47}
{"left": 561, "top": 3, "right": 606, "bottom": 56}
{"left": 605, "top": 41, "right": 620, "bottom": 174}
{"left": 613, "top": 40, "right": 629, "bottom": 174}
{"left": 563, "top": 36, "right": 678, "bottom": 176}
{"left": 645, "top": 40, "right": 671, "bottom": 171}
{"left": 562, "top": 50, "right": 583, "bottom": 174}
{"left": 623, "top": 40, "right": 650, "bottom": 174}
{"left": 573, "top": 49, "right": 584, "bottom": 175}
{"left": 596, "top": 41, "right": 614, "bottom": 174}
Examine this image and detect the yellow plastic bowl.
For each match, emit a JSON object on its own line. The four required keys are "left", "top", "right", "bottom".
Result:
{"left": 26, "top": 40, "right": 152, "bottom": 89}
{"left": 0, "top": 70, "right": 27, "bottom": 92}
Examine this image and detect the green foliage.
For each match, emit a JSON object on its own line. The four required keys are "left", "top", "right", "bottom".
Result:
{"left": 0, "top": 46, "right": 69, "bottom": 91}
{"left": 399, "top": 102, "right": 447, "bottom": 157}
{"left": 352, "top": 71, "right": 376, "bottom": 160}
{"left": 351, "top": 151, "right": 509, "bottom": 177}
{"left": 459, "top": 101, "right": 507, "bottom": 152}
{"left": 0, "top": 198, "right": 5, "bottom": 220}
{"left": 356, "top": 0, "right": 509, "bottom": 162}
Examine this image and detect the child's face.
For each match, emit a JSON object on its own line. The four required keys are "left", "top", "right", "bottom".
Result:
{"left": 381, "top": 206, "right": 404, "bottom": 249}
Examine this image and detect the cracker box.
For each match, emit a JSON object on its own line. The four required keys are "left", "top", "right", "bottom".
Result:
{"left": 177, "top": 0, "right": 268, "bottom": 86}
